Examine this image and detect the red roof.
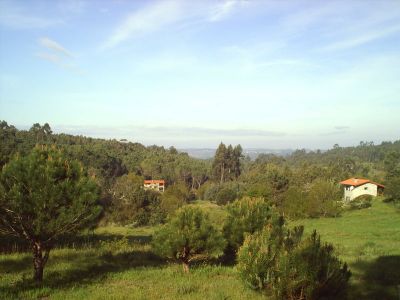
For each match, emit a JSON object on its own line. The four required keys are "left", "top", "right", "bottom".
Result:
{"left": 144, "top": 180, "right": 165, "bottom": 184}
{"left": 339, "top": 178, "right": 384, "bottom": 188}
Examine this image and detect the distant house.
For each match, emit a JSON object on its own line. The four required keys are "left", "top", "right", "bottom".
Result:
{"left": 339, "top": 178, "right": 384, "bottom": 202}
{"left": 144, "top": 180, "right": 165, "bottom": 193}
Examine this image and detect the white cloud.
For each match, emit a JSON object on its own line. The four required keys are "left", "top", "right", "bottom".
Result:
{"left": 36, "top": 37, "right": 84, "bottom": 75}
{"left": 102, "top": 1, "right": 185, "bottom": 49}
{"left": 102, "top": 0, "right": 247, "bottom": 50}
{"left": 39, "top": 37, "right": 74, "bottom": 57}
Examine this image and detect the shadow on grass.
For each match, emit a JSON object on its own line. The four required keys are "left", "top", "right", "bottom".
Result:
{"left": 349, "top": 255, "right": 400, "bottom": 300}
{"left": 0, "top": 248, "right": 166, "bottom": 298}
{"left": 0, "top": 234, "right": 166, "bottom": 299}
{"left": 0, "top": 233, "right": 152, "bottom": 254}
{"left": 0, "top": 256, "right": 32, "bottom": 273}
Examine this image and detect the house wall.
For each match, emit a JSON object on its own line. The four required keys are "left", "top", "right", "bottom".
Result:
{"left": 344, "top": 183, "right": 378, "bottom": 201}
{"left": 144, "top": 183, "right": 165, "bottom": 192}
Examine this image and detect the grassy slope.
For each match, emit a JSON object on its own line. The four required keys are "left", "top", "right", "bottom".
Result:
{"left": 291, "top": 199, "right": 400, "bottom": 300}
{"left": 1, "top": 199, "right": 399, "bottom": 299}
{"left": 0, "top": 208, "right": 262, "bottom": 300}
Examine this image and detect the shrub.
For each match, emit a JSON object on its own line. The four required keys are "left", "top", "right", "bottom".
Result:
{"left": 109, "top": 174, "right": 162, "bottom": 226}
{"left": 306, "top": 179, "right": 342, "bottom": 218}
{"left": 349, "top": 194, "right": 372, "bottom": 210}
{"left": 152, "top": 206, "right": 226, "bottom": 272}
{"left": 215, "top": 187, "right": 237, "bottom": 205}
{"left": 222, "top": 197, "right": 274, "bottom": 255}
{"left": 160, "top": 183, "right": 190, "bottom": 215}
{"left": 203, "top": 182, "right": 242, "bottom": 204}
{"left": 281, "top": 186, "right": 308, "bottom": 219}
{"left": 244, "top": 183, "right": 272, "bottom": 199}
{"left": 237, "top": 223, "right": 351, "bottom": 300}
{"left": 203, "top": 183, "right": 221, "bottom": 201}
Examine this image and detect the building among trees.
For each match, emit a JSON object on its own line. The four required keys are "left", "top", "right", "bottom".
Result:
{"left": 144, "top": 180, "right": 165, "bottom": 192}
{"left": 340, "top": 178, "right": 384, "bottom": 202}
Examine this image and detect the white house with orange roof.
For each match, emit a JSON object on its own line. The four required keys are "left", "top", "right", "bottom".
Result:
{"left": 339, "top": 178, "right": 384, "bottom": 202}
{"left": 143, "top": 180, "right": 165, "bottom": 193}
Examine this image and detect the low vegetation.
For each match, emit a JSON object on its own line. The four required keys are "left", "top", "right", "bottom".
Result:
{"left": 1, "top": 121, "right": 399, "bottom": 299}
{"left": 152, "top": 206, "right": 225, "bottom": 272}
{"left": 1, "top": 199, "right": 399, "bottom": 299}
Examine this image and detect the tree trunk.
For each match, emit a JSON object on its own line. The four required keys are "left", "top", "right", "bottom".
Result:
{"left": 32, "top": 241, "right": 50, "bottom": 283}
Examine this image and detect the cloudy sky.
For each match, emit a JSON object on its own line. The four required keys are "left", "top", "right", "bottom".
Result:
{"left": 0, "top": 0, "right": 399, "bottom": 149}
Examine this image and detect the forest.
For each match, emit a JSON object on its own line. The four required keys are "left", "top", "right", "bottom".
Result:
{"left": 1, "top": 120, "right": 399, "bottom": 299}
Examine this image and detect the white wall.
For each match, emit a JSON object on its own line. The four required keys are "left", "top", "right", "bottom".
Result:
{"left": 343, "top": 183, "right": 378, "bottom": 201}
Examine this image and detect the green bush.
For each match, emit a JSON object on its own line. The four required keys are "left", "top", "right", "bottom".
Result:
{"left": 215, "top": 187, "right": 237, "bottom": 205}
{"left": 222, "top": 197, "right": 274, "bottom": 255}
{"left": 203, "top": 183, "right": 220, "bottom": 201}
{"left": 160, "top": 183, "right": 190, "bottom": 215}
{"left": 349, "top": 194, "right": 372, "bottom": 210}
{"left": 281, "top": 186, "right": 308, "bottom": 219}
{"left": 107, "top": 173, "right": 163, "bottom": 226}
{"left": 244, "top": 183, "right": 272, "bottom": 199}
{"left": 152, "top": 206, "right": 226, "bottom": 272}
{"left": 237, "top": 223, "right": 351, "bottom": 300}
{"left": 306, "top": 179, "right": 342, "bottom": 218}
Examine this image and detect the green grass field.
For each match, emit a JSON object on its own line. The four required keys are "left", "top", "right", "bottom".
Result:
{"left": 0, "top": 199, "right": 399, "bottom": 299}
{"left": 292, "top": 199, "right": 400, "bottom": 300}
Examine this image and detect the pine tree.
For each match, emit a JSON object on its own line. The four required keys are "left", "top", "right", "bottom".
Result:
{"left": 152, "top": 206, "right": 226, "bottom": 272}
{"left": 0, "top": 146, "right": 101, "bottom": 282}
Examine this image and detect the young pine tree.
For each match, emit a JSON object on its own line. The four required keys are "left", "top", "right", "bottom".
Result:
{"left": 152, "top": 206, "right": 226, "bottom": 272}
{"left": 0, "top": 146, "right": 101, "bottom": 283}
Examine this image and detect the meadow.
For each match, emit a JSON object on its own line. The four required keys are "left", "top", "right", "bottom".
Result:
{"left": 0, "top": 199, "right": 399, "bottom": 300}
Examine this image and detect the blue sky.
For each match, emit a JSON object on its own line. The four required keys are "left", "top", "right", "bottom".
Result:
{"left": 0, "top": 0, "right": 399, "bottom": 149}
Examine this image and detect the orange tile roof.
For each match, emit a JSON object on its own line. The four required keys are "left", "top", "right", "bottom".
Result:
{"left": 339, "top": 178, "right": 384, "bottom": 188}
{"left": 144, "top": 180, "right": 165, "bottom": 184}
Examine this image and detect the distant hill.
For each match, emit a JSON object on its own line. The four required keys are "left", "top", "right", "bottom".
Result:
{"left": 179, "top": 148, "right": 294, "bottom": 160}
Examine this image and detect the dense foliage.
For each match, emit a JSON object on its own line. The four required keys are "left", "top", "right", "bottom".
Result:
{"left": 223, "top": 197, "right": 274, "bottom": 254}
{"left": 237, "top": 222, "right": 351, "bottom": 299}
{"left": 0, "top": 146, "right": 101, "bottom": 282}
{"left": 1, "top": 120, "right": 399, "bottom": 226}
{"left": 152, "top": 206, "right": 226, "bottom": 272}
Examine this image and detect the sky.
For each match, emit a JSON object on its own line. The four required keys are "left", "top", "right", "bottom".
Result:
{"left": 0, "top": 0, "right": 399, "bottom": 149}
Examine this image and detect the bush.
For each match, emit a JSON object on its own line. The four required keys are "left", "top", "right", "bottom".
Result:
{"left": 160, "top": 183, "right": 190, "bottom": 215}
{"left": 107, "top": 174, "right": 164, "bottom": 226}
{"left": 244, "top": 183, "right": 272, "bottom": 199}
{"left": 281, "top": 186, "right": 308, "bottom": 219}
{"left": 237, "top": 223, "right": 351, "bottom": 300}
{"left": 215, "top": 187, "right": 237, "bottom": 205}
{"left": 349, "top": 194, "right": 372, "bottom": 210}
{"left": 306, "top": 179, "right": 342, "bottom": 218}
{"left": 152, "top": 206, "right": 226, "bottom": 272}
{"left": 385, "top": 177, "right": 400, "bottom": 203}
{"left": 203, "top": 183, "right": 220, "bottom": 201}
{"left": 222, "top": 197, "right": 274, "bottom": 255}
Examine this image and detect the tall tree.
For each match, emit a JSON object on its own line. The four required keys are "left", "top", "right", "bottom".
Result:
{"left": 0, "top": 146, "right": 101, "bottom": 282}
{"left": 384, "top": 151, "right": 400, "bottom": 201}
{"left": 232, "top": 144, "right": 243, "bottom": 179}
{"left": 213, "top": 143, "right": 228, "bottom": 184}
{"left": 212, "top": 143, "right": 243, "bottom": 183}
